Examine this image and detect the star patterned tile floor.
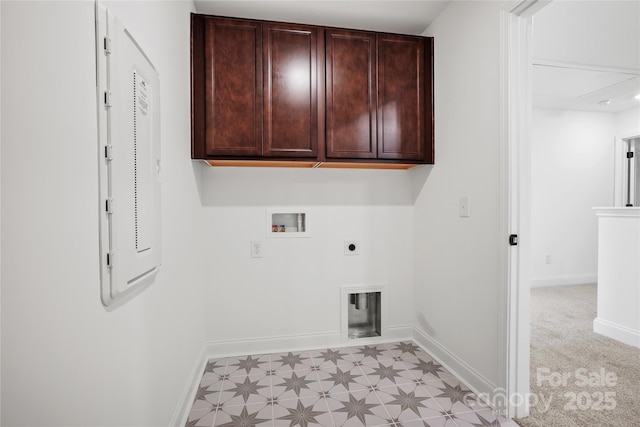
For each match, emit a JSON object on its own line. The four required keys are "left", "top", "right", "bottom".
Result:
{"left": 185, "top": 341, "right": 513, "bottom": 427}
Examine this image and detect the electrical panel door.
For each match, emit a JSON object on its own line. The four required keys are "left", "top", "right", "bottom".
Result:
{"left": 96, "top": 3, "right": 161, "bottom": 307}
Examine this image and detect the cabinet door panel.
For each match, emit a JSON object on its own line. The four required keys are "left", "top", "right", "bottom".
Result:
{"left": 205, "top": 18, "right": 262, "bottom": 156}
{"left": 377, "top": 35, "right": 425, "bottom": 160}
{"left": 326, "top": 30, "right": 377, "bottom": 159}
{"left": 263, "top": 24, "right": 318, "bottom": 157}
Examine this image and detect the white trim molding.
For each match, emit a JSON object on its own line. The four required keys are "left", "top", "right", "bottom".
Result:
{"left": 505, "top": 0, "right": 551, "bottom": 17}
{"left": 532, "top": 59, "right": 640, "bottom": 76}
{"left": 502, "top": 5, "right": 533, "bottom": 419}
{"left": 594, "top": 318, "right": 640, "bottom": 349}
{"left": 412, "top": 327, "right": 503, "bottom": 413}
{"left": 501, "top": 0, "right": 548, "bottom": 419}
{"left": 203, "top": 325, "right": 413, "bottom": 361}
{"left": 594, "top": 207, "right": 640, "bottom": 218}
{"left": 205, "top": 331, "right": 342, "bottom": 360}
{"left": 530, "top": 274, "right": 597, "bottom": 288}
{"left": 172, "top": 347, "right": 207, "bottom": 427}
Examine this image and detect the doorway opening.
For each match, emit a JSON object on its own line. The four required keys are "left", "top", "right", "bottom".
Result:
{"left": 505, "top": 0, "right": 640, "bottom": 423}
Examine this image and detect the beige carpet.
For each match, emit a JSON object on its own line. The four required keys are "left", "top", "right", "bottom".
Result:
{"left": 514, "top": 284, "right": 640, "bottom": 427}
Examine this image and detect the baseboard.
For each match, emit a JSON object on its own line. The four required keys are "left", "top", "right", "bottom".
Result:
{"left": 412, "top": 326, "right": 500, "bottom": 410}
{"left": 205, "top": 331, "right": 341, "bottom": 359}
{"left": 204, "top": 325, "right": 414, "bottom": 361}
{"left": 530, "top": 274, "right": 597, "bottom": 288}
{"left": 387, "top": 324, "right": 414, "bottom": 341}
{"left": 593, "top": 318, "right": 640, "bottom": 349}
{"left": 171, "top": 346, "right": 206, "bottom": 427}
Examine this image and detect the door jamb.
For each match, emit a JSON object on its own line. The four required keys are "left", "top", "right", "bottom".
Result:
{"left": 500, "top": 0, "right": 551, "bottom": 419}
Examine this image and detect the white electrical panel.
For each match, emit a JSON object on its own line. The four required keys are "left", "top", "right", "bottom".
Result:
{"left": 96, "top": 3, "right": 161, "bottom": 307}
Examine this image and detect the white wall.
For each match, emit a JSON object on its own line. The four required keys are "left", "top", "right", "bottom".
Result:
{"left": 412, "top": 1, "right": 504, "bottom": 394}
{"left": 530, "top": 109, "right": 616, "bottom": 287}
{"left": 1, "top": 1, "right": 205, "bottom": 426}
{"left": 617, "top": 107, "right": 640, "bottom": 137}
{"left": 199, "top": 167, "right": 415, "bottom": 352}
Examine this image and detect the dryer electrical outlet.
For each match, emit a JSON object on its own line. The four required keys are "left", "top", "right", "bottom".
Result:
{"left": 96, "top": 3, "right": 161, "bottom": 307}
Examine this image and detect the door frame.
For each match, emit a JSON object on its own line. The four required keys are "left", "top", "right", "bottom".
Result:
{"left": 500, "top": 0, "right": 551, "bottom": 419}
{"left": 616, "top": 135, "right": 640, "bottom": 207}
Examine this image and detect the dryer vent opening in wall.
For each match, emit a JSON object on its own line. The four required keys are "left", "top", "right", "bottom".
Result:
{"left": 341, "top": 285, "right": 387, "bottom": 342}
{"left": 348, "top": 292, "right": 381, "bottom": 339}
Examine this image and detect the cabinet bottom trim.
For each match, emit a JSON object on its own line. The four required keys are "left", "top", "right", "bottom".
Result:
{"left": 202, "top": 160, "right": 424, "bottom": 170}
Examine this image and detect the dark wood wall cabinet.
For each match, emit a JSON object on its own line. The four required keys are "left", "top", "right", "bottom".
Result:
{"left": 191, "top": 14, "right": 434, "bottom": 169}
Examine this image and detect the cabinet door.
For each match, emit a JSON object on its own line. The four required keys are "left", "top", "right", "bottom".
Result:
{"left": 326, "top": 29, "right": 377, "bottom": 159}
{"left": 377, "top": 34, "right": 425, "bottom": 161}
{"left": 204, "top": 18, "right": 262, "bottom": 156}
{"left": 263, "top": 23, "right": 319, "bottom": 158}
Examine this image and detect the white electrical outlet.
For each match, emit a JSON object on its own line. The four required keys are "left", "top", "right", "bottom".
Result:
{"left": 251, "top": 241, "right": 263, "bottom": 258}
{"left": 344, "top": 240, "right": 360, "bottom": 255}
{"left": 544, "top": 254, "right": 551, "bottom": 264}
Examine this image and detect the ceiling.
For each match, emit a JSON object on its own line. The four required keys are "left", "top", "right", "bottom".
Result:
{"left": 193, "top": 1, "right": 449, "bottom": 35}
{"left": 193, "top": 0, "right": 640, "bottom": 114}
{"left": 532, "top": 0, "right": 640, "bottom": 113}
